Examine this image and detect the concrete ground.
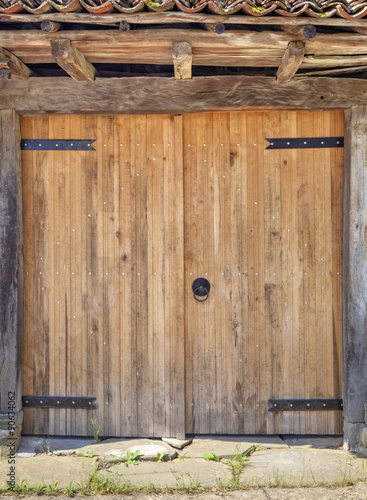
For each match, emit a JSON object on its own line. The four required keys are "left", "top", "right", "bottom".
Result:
{"left": 0, "top": 434, "right": 366, "bottom": 497}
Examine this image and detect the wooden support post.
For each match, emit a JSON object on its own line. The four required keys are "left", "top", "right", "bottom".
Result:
{"left": 0, "top": 48, "right": 31, "bottom": 79}
{"left": 0, "top": 109, "right": 23, "bottom": 456}
{"left": 172, "top": 41, "right": 192, "bottom": 80}
{"left": 41, "top": 20, "right": 61, "bottom": 33}
{"left": 343, "top": 106, "right": 367, "bottom": 454}
{"left": 276, "top": 41, "right": 305, "bottom": 84}
{"left": 281, "top": 25, "right": 317, "bottom": 39}
{"left": 205, "top": 23, "right": 225, "bottom": 35}
{"left": 119, "top": 21, "right": 130, "bottom": 31}
{"left": 51, "top": 39, "right": 96, "bottom": 82}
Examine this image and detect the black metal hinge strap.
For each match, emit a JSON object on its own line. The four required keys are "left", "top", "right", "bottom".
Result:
{"left": 21, "top": 139, "right": 96, "bottom": 151}
{"left": 265, "top": 137, "right": 344, "bottom": 150}
{"left": 22, "top": 396, "right": 97, "bottom": 409}
{"left": 268, "top": 398, "right": 343, "bottom": 411}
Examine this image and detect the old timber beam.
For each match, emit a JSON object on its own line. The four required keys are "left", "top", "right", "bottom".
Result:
{"left": 0, "top": 48, "right": 31, "bottom": 79}
{"left": 2, "top": 76, "right": 367, "bottom": 114}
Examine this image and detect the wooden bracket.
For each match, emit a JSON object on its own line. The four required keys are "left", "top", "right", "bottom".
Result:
{"left": 276, "top": 41, "right": 305, "bottom": 84}
{"left": 51, "top": 39, "right": 96, "bottom": 83}
{"left": 41, "top": 20, "right": 61, "bottom": 33}
{"left": 0, "top": 47, "right": 31, "bottom": 79}
{"left": 172, "top": 41, "right": 192, "bottom": 80}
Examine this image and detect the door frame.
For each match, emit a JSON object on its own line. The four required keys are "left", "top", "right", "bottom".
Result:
{"left": 1, "top": 82, "right": 367, "bottom": 451}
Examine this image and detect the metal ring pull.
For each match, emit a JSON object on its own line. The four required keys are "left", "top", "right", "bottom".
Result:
{"left": 192, "top": 278, "right": 211, "bottom": 302}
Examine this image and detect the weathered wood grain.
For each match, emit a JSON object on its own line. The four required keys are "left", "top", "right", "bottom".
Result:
{"left": 3, "top": 76, "right": 367, "bottom": 115}
{"left": 51, "top": 39, "right": 96, "bottom": 82}
{"left": 276, "top": 41, "right": 305, "bottom": 83}
{"left": 2, "top": 12, "right": 367, "bottom": 27}
{"left": 281, "top": 25, "right": 317, "bottom": 40}
{"left": 172, "top": 42, "right": 192, "bottom": 80}
{"left": 0, "top": 109, "right": 23, "bottom": 444}
{"left": 0, "top": 48, "right": 31, "bottom": 79}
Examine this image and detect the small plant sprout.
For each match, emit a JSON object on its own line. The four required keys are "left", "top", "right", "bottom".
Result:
{"left": 157, "top": 450, "right": 165, "bottom": 463}
{"left": 88, "top": 418, "right": 101, "bottom": 443}
{"left": 204, "top": 452, "right": 220, "bottom": 462}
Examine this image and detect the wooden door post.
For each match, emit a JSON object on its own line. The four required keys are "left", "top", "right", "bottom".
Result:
{"left": 343, "top": 106, "right": 367, "bottom": 453}
{"left": 0, "top": 109, "right": 23, "bottom": 458}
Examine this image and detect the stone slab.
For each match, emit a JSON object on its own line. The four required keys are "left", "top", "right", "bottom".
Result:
{"left": 17, "top": 436, "right": 94, "bottom": 456}
{"left": 0, "top": 455, "right": 96, "bottom": 489}
{"left": 101, "top": 461, "right": 177, "bottom": 488}
{"left": 170, "top": 459, "right": 232, "bottom": 487}
{"left": 241, "top": 448, "right": 367, "bottom": 487}
{"left": 162, "top": 437, "right": 192, "bottom": 450}
{"left": 180, "top": 435, "right": 288, "bottom": 459}
{"left": 282, "top": 435, "right": 343, "bottom": 449}
{"left": 77, "top": 438, "right": 177, "bottom": 461}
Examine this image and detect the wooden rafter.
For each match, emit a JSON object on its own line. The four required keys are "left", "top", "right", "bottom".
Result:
{"left": 50, "top": 39, "right": 96, "bottom": 82}
{"left": 1, "top": 76, "right": 367, "bottom": 114}
{"left": 172, "top": 42, "right": 192, "bottom": 80}
{"left": 276, "top": 41, "right": 305, "bottom": 84}
{"left": 0, "top": 48, "right": 31, "bottom": 79}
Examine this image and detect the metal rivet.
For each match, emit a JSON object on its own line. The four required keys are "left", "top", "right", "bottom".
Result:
{"left": 257, "top": 345, "right": 259, "bottom": 347}
{"left": 305, "top": 302, "right": 308, "bottom": 305}
{"left": 90, "top": 331, "right": 93, "bottom": 334}
{"left": 287, "top": 142, "right": 290, "bottom": 145}
{"left": 122, "top": 273, "right": 125, "bottom": 275}
{"left": 323, "top": 403, "right": 326, "bottom": 407}
{"left": 204, "top": 159, "right": 207, "bottom": 163}
{"left": 138, "top": 273, "right": 140, "bottom": 276}
{"left": 153, "top": 157, "right": 156, "bottom": 160}
{"left": 57, "top": 401, "right": 60, "bottom": 404}
{"left": 57, "top": 242, "right": 60, "bottom": 245}
{"left": 238, "top": 188, "right": 241, "bottom": 191}
{"left": 25, "top": 272, "right": 28, "bottom": 275}
{"left": 121, "top": 187, "right": 124, "bottom": 189}
{"left": 289, "top": 316, "right": 292, "bottom": 319}
{"left": 237, "top": 143, "right": 240, "bottom": 146}
{"left": 153, "top": 143, "right": 155, "bottom": 146}
{"left": 89, "top": 402, "right": 91, "bottom": 405}
{"left": 73, "top": 228, "right": 75, "bottom": 231}
{"left": 191, "top": 403, "right": 194, "bottom": 406}
{"left": 273, "top": 331, "right": 275, "bottom": 334}
{"left": 74, "top": 316, "right": 76, "bottom": 319}
{"left": 304, "top": 141, "right": 307, "bottom": 145}
{"left": 106, "top": 272, "right": 108, "bottom": 275}
{"left": 120, "top": 143, "right": 123, "bottom": 146}
{"left": 104, "top": 202, "right": 107, "bottom": 205}
{"left": 254, "top": 143, "right": 256, "bottom": 146}
{"left": 274, "top": 403, "right": 277, "bottom": 407}
{"left": 221, "top": 143, "right": 223, "bottom": 146}
{"left": 104, "top": 342, "right": 106, "bottom": 345}
{"left": 288, "top": 228, "right": 291, "bottom": 232}
{"left": 305, "top": 272, "right": 307, "bottom": 275}
{"left": 56, "top": 144, "right": 59, "bottom": 147}
{"left": 40, "top": 400, "right": 43, "bottom": 404}
{"left": 168, "top": 143, "right": 171, "bottom": 146}
{"left": 203, "top": 143, "right": 206, "bottom": 146}
{"left": 222, "top": 273, "right": 224, "bottom": 275}
{"left": 305, "top": 243, "right": 308, "bottom": 246}
{"left": 137, "top": 173, "right": 139, "bottom": 176}
{"left": 321, "top": 258, "right": 324, "bottom": 261}
{"left": 290, "top": 404, "right": 293, "bottom": 407}
{"left": 322, "top": 287, "right": 325, "bottom": 290}
{"left": 40, "top": 257, "right": 43, "bottom": 260}
{"left": 121, "top": 357, "right": 123, "bottom": 360}
{"left": 190, "top": 272, "right": 193, "bottom": 275}
{"left": 322, "top": 272, "right": 325, "bottom": 275}
{"left": 270, "top": 142, "right": 274, "bottom": 146}
{"left": 106, "top": 402, "right": 109, "bottom": 405}
{"left": 42, "top": 287, "right": 44, "bottom": 290}
{"left": 239, "top": 273, "right": 241, "bottom": 276}
{"left": 88, "top": 214, "right": 91, "bottom": 217}
{"left": 255, "top": 201, "right": 258, "bottom": 204}
{"left": 240, "top": 359, "right": 242, "bottom": 362}
{"left": 137, "top": 372, "right": 139, "bottom": 375}
{"left": 273, "top": 273, "right": 276, "bottom": 276}
{"left": 39, "top": 144, "right": 41, "bottom": 147}
{"left": 240, "top": 404, "right": 242, "bottom": 407}
{"left": 39, "top": 272, "right": 42, "bottom": 274}
{"left": 272, "top": 216, "right": 275, "bottom": 219}
{"left": 88, "top": 144, "right": 91, "bottom": 147}
{"left": 255, "top": 273, "right": 258, "bottom": 276}
{"left": 223, "top": 175, "right": 226, "bottom": 178}
{"left": 56, "top": 272, "right": 59, "bottom": 275}
{"left": 307, "top": 403, "right": 310, "bottom": 407}
{"left": 337, "top": 141, "right": 340, "bottom": 145}
{"left": 338, "top": 272, "right": 340, "bottom": 275}
{"left": 137, "top": 143, "right": 140, "bottom": 146}
{"left": 188, "top": 144, "right": 191, "bottom": 147}
{"left": 289, "top": 272, "right": 292, "bottom": 275}
{"left": 321, "top": 141, "right": 324, "bottom": 145}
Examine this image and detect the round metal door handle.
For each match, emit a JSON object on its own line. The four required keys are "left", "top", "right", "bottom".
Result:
{"left": 192, "top": 277, "right": 210, "bottom": 302}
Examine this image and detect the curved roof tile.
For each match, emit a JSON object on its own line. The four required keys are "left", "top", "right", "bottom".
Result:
{"left": 1, "top": 0, "right": 367, "bottom": 17}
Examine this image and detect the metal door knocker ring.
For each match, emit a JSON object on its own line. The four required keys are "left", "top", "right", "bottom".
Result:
{"left": 192, "top": 278, "right": 211, "bottom": 302}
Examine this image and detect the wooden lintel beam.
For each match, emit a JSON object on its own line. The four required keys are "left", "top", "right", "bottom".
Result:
{"left": 2, "top": 76, "right": 367, "bottom": 114}
{"left": 172, "top": 42, "right": 192, "bottom": 80}
{"left": 51, "top": 39, "right": 96, "bottom": 82}
{"left": 281, "top": 25, "right": 317, "bottom": 39}
{"left": 276, "top": 41, "right": 305, "bottom": 84}
{"left": 0, "top": 48, "right": 31, "bottom": 79}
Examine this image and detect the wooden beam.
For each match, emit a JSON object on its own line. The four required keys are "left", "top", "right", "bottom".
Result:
{"left": 276, "top": 41, "right": 305, "bottom": 84}
{"left": 2, "top": 12, "right": 367, "bottom": 28}
{"left": 296, "top": 66, "right": 367, "bottom": 78}
{"left": 205, "top": 23, "right": 225, "bottom": 35}
{"left": 41, "top": 20, "right": 61, "bottom": 33}
{"left": 1, "top": 76, "right": 367, "bottom": 114}
{"left": 343, "top": 105, "right": 367, "bottom": 446}
{"left": 0, "top": 109, "right": 24, "bottom": 454}
{"left": 172, "top": 42, "right": 192, "bottom": 80}
{"left": 301, "top": 55, "right": 367, "bottom": 69}
{"left": 281, "top": 25, "right": 317, "bottom": 39}
{"left": 119, "top": 21, "right": 130, "bottom": 32}
{"left": 0, "top": 48, "right": 31, "bottom": 80}
{"left": 50, "top": 39, "right": 96, "bottom": 82}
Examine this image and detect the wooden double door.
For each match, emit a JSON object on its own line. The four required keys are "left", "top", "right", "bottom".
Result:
{"left": 22, "top": 111, "right": 344, "bottom": 438}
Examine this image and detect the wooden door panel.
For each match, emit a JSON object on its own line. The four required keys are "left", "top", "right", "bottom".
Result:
{"left": 183, "top": 110, "right": 344, "bottom": 434}
{"left": 21, "top": 115, "right": 184, "bottom": 438}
